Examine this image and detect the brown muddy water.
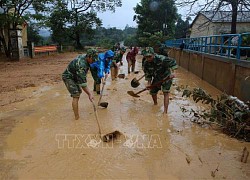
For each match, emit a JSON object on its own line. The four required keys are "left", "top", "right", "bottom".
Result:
{"left": 0, "top": 55, "right": 249, "bottom": 179}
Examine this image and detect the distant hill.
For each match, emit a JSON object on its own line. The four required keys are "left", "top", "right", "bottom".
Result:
{"left": 39, "top": 29, "right": 51, "bottom": 37}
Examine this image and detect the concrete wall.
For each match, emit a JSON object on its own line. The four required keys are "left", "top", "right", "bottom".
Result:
{"left": 168, "top": 48, "right": 250, "bottom": 102}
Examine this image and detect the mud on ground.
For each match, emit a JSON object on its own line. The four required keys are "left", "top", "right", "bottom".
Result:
{"left": 0, "top": 52, "right": 78, "bottom": 106}
{"left": 0, "top": 52, "right": 249, "bottom": 179}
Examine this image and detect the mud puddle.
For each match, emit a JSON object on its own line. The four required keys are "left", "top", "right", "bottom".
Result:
{"left": 0, "top": 55, "right": 249, "bottom": 179}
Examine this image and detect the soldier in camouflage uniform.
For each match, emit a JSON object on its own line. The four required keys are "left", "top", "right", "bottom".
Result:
{"left": 143, "top": 47, "right": 178, "bottom": 113}
{"left": 141, "top": 48, "right": 147, "bottom": 71}
{"left": 110, "top": 47, "right": 126, "bottom": 80}
{"left": 62, "top": 48, "right": 98, "bottom": 120}
{"left": 158, "top": 43, "right": 169, "bottom": 57}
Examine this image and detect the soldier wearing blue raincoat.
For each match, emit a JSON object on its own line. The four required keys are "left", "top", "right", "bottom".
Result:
{"left": 90, "top": 50, "right": 114, "bottom": 94}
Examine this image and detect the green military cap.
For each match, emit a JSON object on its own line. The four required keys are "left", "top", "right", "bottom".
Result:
{"left": 86, "top": 48, "right": 98, "bottom": 60}
{"left": 144, "top": 47, "right": 154, "bottom": 56}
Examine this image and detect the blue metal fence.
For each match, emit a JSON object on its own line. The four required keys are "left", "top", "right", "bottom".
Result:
{"left": 165, "top": 33, "right": 250, "bottom": 61}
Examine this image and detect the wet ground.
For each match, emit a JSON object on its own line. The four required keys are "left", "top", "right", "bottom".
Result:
{"left": 0, "top": 54, "right": 249, "bottom": 179}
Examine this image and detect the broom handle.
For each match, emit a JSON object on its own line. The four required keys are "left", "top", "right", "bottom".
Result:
{"left": 92, "top": 101, "right": 102, "bottom": 136}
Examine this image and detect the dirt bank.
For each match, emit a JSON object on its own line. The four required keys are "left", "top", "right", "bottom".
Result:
{"left": 0, "top": 52, "right": 78, "bottom": 106}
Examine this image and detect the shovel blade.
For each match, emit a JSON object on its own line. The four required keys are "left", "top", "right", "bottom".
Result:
{"left": 102, "top": 131, "right": 121, "bottom": 142}
{"left": 131, "top": 78, "right": 140, "bottom": 88}
{"left": 118, "top": 74, "right": 125, "bottom": 79}
{"left": 99, "top": 102, "right": 108, "bottom": 108}
{"left": 127, "top": 91, "right": 140, "bottom": 98}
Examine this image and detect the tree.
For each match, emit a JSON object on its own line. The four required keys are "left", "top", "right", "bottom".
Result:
{"left": 27, "top": 23, "right": 42, "bottom": 45}
{"left": 176, "top": 0, "right": 250, "bottom": 34}
{"left": 133, "top": 0, "right": 178, "bottom": 46}
{"left": 0, "top": 0, "right": 122, "bottom": 58}
{"left": 47, "top": 0, "right": 122, "bottom": 49}
{"left": 0, "top": 0, "right": 53, "bottom": 58}
{"left": 174, "top": 15, "right": 191, "bottom": 38}
{"left": 48, "top": 3, "right": 102, "bottom": 48}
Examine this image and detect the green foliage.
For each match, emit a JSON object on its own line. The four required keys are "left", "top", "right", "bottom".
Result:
{"left": 242, "top": 34, "right": 250, "bottom": 46}
{"left": 124, "top": 35, "right": 137, "bottom": 47}
{"left": 92, "top": 27, "right": 124, "bottom": 48}
{"left": 134, "top": 0, "right": 178, "bottom": 46}
{"left": 177, "top": 86, "right": 250, "bottom": 141}
{"left": 46, "top": 0, "right": 123, "bottom": 49}
{"left": 138, "top": 31, "right": 163, "bottom": 47}
{"left": 174, "top": 15, "right": 191, "bottom": 39}
{"left": 27, "top": 24, "right": 43, "bottom": 45}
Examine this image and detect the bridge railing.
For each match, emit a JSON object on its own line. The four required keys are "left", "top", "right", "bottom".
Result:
{"left": 165, "top": 33, "right": 250, "bottom": 61}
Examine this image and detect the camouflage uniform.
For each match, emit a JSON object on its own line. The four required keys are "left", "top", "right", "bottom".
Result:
{"left": 141, "top": 48, "right": 146, "bottom": 71}
{"left": 111, "top": 47, "right": 126, "bottom": 80}
{"left": 143, "top": 47, "right": 177, "bottom": 95}
{"left": 158, "top": 44, "right": 169, "bottom": 57}
{"left": 62, "top": 49, "right": 97, "bottom": 97}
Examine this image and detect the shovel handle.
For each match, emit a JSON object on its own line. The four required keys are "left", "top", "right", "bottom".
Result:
{"left": 98, "top": 76, "right": 107, "bottom": 105}
{"left": 135, "top": 87, "right": 148, "bottom": 95}
{"left": 133, "top": 75, "right": 174, "bottom": 96}
{"left": 137, "top": 74, "right": 145, "bottom": 81}
{"left": 147, "top": 75, "right": 174, "bottom": 89}
{"left": 92, "top": 101, "right": 102, "bottom": 136}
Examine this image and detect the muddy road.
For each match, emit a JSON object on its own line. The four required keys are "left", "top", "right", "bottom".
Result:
{"left": 0, "top": 53, "right": 249, "bottom": 179}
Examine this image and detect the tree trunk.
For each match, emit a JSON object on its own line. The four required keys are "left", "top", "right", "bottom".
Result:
{"left": 74, "top": 10, "right": 82, "bottom": 50}
{"left": 0, "top": 29, "right": 11, "bottom": 58}
{"left": 75, "top": 32, "right": 82, "bottom": 50}
{"left": 231, "top": 3, "right": 238, "bottom": 34}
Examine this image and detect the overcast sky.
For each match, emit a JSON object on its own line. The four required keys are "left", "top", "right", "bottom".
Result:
{"left": 97, "top": 0, "right": 140, "bottom": 29}
{"left": 97, "top": 0, "right": 189, "bottom": 30}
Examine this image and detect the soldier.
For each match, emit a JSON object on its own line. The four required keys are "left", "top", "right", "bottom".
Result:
{"left": 155, "top": 42, "right": 169, "bottom": 57}
{"left": 143, "top": 47, "right": 178, "bottom": 113}
{"left": 141, "top": 48, "right": 147, "bottom": 71}
{"left": 111, "top": 47, "right": 126, "bottom": 80}
{"left": 126, "top": 46, "right": 138, "bottom": 74}
{"left": 62, "top": 48, "right": 98, "bottom": 120}
{"left": 90, "top": 50, "right": 114, "bottom": 92}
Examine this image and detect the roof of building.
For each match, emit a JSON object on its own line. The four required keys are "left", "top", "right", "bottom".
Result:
{"left": 200, "top": 11, "right": 250, "bottom": 23}
{"left": 190, "top": 11, "right": 250, "bottom": 27}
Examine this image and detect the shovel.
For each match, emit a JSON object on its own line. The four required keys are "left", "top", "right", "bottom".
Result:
{"left": 127, "top": 75, "right": 174, "bottom": 98}
{"left": 117, "top": 73, "right": 125, "bottom": 79}
{"left": 92, "top": 101, "right": 120, "bottom": 142}
{"left": 131, "top": 74, "right": 145, "bottom": 88}
{"left": 98, "top": 77, "right": 108, "bottom": 108}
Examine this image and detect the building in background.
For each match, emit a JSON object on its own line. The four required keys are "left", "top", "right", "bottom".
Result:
{"left": 190, "top": 11, "right": 250, "bottom": 37}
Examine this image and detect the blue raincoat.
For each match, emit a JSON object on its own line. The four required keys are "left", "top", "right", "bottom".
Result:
{"left": 90, "top": 50, "right": 114, "bottom": 78}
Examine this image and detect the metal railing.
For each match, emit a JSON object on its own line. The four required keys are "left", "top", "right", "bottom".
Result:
{"left": 165, "top": 33, "right": 250, "bottom": 61}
